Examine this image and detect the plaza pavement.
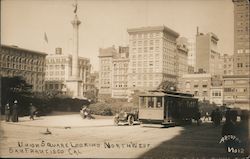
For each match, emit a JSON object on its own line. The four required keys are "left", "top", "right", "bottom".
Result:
{"left": 1, "top": 113, "right": 114, "bottom": 128}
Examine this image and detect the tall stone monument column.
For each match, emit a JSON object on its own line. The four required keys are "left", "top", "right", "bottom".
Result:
{"left": 66, "top": 2, "right": 83, "bottom": 98}
{"left": 71, "top": 15, "right": 81, "bottom": 79}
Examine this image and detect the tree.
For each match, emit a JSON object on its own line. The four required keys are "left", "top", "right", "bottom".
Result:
{"left": 1, "top": 76, "right": 32, "bottom": 105}
{"left": 85, "top": 88, "right": 98, "bottom": 103}
{"left": 157, "top": 80, "right": 177, "bottom": 91}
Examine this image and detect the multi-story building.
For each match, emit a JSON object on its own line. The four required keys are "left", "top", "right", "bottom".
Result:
{"left": 176, "top": 37, "right": 188, "bottom": 78}
{"left": 98, "top": 46, "right": 117, "bottom": 97}
{"left": 127, "top": 26, "right": 179, "bottom": 93}
{"left": 232, "top": 0, "right": 250, "bottom": 75}
{"left": 90, "top": 71, "right": 99, "bottom": 90}
{"left": 45, "top": 48, "right": 91, "bottom": 97}
{"left": 196, "top": 31, "right": 221, "bottom": 75}
{"left": 179, "top": 73, "right": 211, "bottom": 102}
{"left": 223, "top": 75, "right": 250, "bottom": 110}
{"left": 210, "top": 75, "right": 223, "bottom": 105}
{"left": 222, "top": 54, "right": 234, "bottom": 75}
{"left": 0, "top": 45, "right": 47, "bottom": 92}
{"left": 112, "top": 46, "right": 129, "bottom": 98}
{"left": 187, "top": 38, "right": 196, "bottom": 68}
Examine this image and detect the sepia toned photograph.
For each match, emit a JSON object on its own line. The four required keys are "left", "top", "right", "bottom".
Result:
{"left": 0, "top": 0, "right": 249, "bottom": 158}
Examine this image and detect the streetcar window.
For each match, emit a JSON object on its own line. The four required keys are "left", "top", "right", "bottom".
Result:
{"left": 140, "top": 97, "right": 146, "bottom": 108}
{"left": 156, "top": 97, "right": 162, "bottom": 108}
{"left": 148, "top": 97, "right": 154, "bottom": 108}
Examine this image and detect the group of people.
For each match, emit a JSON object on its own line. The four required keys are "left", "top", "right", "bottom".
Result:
{"left": 80, "top": 106, "right": 94, "bottom": 119}
{"left": 221, "top": 109, "right": 249, "bottom": 157}
{"left": 4, "top": 100, "right": 37, "bottom": 122}
{"left": 4, "top": 100, "right": 19, "bottom": 122}
{"left": 211, "top": 108, "right": 223, "bottom": 126}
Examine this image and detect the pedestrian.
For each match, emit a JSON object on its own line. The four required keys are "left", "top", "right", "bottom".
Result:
{"left": 221, "top": 109, "right": 238, "bottom": 157}
{"left": 12, "top": 100, "right": 19, "bottom": 122}
{"left": 194, "top": 111, "right": 202, "bottom": 126}
{"left": 214, "top": 108, "right": 222, "bottom": 126}
{"left": 211, "top": 110, "right": 215, "bottom": 123}
{"left": 204, "top": 112, "right": 210, "bottom": 121}
{"left": 5, "top": 103, "right": 11, "bottom": 122}
{"left": 29, "top": 103, "right": 36, "bottom": 120}
{"left": 235, "top": 111, "right": 249, "bottom": 157}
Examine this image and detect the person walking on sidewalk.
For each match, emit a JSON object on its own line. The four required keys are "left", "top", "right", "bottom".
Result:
{"left": 29, "top": 103, "right": 36, "bottom": 120}
{"left": 5, "top": 103, "right": 11, "bottom": 122}
{"left": 12, "top": 100, "right": 19, "bottom": 122}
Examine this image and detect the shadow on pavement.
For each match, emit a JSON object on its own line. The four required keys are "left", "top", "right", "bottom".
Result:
{"left": 139, "top": 122, "right": 236, "bottom": 158}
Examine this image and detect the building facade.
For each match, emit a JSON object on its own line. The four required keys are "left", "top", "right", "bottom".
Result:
{"left": 98, "top": 46, "right": 117, "bottom": 96}
{"left": 222, "top": 54, "right": 234, "bottom": 75}
{"left": 176, "top": 38, "right": 188, "bottom": 78}
{"left": 233, "top": 0, "right": 250, "bottom": 75}
{"left": 0, "top": 45, "right": 47, "bottom": 92}
{"left": 45, "top": 48, "right": 91, "bottom": 97}
{"left": 223, "top": 75, "right": 250, "bottom": 110}
{"left": 112, "top": 46, "right": 129, "bottom": 98}
{"left": 179, "top": 73, "right": 211, "bottom": 102}
{"left": 127, "top": 26, "right": 179, "bottom": 93}
{"left": 196, "top": 31, "right": 221, "bottom": 75}
{"left": 210, "top": 75, "right": 223, "bottom": 105}
{"left": 187, "top": 38, "right": 196, "bottom": 68}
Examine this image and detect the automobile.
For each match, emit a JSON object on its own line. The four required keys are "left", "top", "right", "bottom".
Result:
{"left": 113, "top": 110, "right": 139, "bottom": 126}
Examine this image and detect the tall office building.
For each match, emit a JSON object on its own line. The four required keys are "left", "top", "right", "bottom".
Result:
{"left": 98, "top": 46, "right": 129, "bottom": 99}
{"left": 0, "top": 45, "right": 47, "bottom": 92}
{"left": 98, "top": 46, "right": 117, "bottom": 96}
{"left": 176, "top": 37, "right": 188, "bottom": 78}
{"left": 196, "top": 30, "right": 221, "bottom": 75}
{"left": 187, "top": 38, "right": 196, "bottom": 68}
{"left": 127, "top": 26, "right": 179, "bottom": 93}
{"left": 112, "top": 46, "right": 129, "bottom": 98}
{"left": 232, "top": 0, "right": 249, "bottom": 75}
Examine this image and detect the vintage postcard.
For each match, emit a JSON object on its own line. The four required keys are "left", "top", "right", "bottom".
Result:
{"left": 0, "top": 0, "right": 249, "bottom": 158}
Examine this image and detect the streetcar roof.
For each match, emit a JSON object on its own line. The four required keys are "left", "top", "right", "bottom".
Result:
{"left": 139, "top": 91, "right": 197, "bottom": 99}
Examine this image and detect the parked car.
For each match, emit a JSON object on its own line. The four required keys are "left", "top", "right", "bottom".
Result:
{"left": 113, "top": 110, "right": 139, "bottom": 126}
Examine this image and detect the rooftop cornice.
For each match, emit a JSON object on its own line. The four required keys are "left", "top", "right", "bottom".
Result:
{"left": 1, "top": 44, "right": 47, "bottom": 56}
{"left": 127, "top": 25, "right": 179, "bottom": 38}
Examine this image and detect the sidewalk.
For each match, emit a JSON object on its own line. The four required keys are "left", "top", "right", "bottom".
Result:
{"left": 1, "top": 114, "right": 114, "bottom": 128}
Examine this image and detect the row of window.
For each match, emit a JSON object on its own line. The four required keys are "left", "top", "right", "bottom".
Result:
{"left": 130, "top": 32, "right": 161, "bottom": 39}
{"left": 0, "top": 62, "right": 44, "bottom": 72}
{"left": 132, "top": 39, "right": 160, "bottom": 47}
{"left": 237, "top": 49, "right": 250, "bottom": 54}
{"left": 131, "top": 47, "right": 160, "bottom": 53}
{"left": 185, "top": 82, "right": 209, "bottom": 89}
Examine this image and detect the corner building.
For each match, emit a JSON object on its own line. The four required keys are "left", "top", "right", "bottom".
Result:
{"left": 127, "top": 26, "right": 179, "bottom": 93}
{"left": 0, "top": 45, "right": 47, "bottom": 92}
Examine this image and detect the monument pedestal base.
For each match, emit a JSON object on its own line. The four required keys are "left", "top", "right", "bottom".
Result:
{"left": 66, "top": 77, "right": 83, "bottom": 98}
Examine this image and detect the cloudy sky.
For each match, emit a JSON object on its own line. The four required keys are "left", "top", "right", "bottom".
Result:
{"left": 1, "top": 0, "right": 234, "bottom": 71}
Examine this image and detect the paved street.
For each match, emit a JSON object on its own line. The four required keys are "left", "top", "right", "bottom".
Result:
{"left": 0, "top": 114, "right": 233, "bottom": 158}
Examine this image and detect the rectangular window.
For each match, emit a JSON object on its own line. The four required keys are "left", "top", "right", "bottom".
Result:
{"left": 148, "top": 97, "right": 154, "bottom": 108}
{"left": 156, "top": 97, "right": 162, "bottom": 108}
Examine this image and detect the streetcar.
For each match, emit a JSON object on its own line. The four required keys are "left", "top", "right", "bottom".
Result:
{"left": 138, "top": 90, "right": 199, "bottom": 126}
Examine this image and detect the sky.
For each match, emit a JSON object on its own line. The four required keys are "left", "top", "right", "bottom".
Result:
{"left": 1, "top": 0, "right": 234, "bottom": 71}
